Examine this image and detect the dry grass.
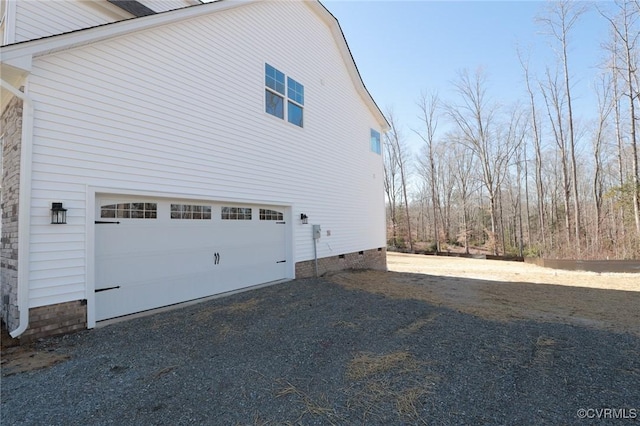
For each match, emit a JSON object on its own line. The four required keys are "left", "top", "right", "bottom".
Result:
{"left": 346, "top": 351, "right": 419, "bottom": 380}
{"left": 332, "top": 320, "right": 358, "bottom": 329}
{"left": 327, "top": 253, "right": 640, "bottom": 336}
{"left": 275, "top": 379, "right": 340, "bottom": 425}
{"left": 344, "top": 351, "right": 437, "bottom": 423}
{"left": 1, "top": 346, "right": 70, "bottom": 377}
{"left": 216, "top": 323, "right": 238, "bottom": 339}
{"left": 396, "top": 313, "right": 440, "bottom": 335}
{"left": 224, "top": 298, "right": 261, "bottom": 313}
{"left": 396, "top": 386, "right": 431, "bottom": 423}
{"left": 531, "top": 336, "right": 557, "bottom": 367}
{"left": 195, "top": 298, "right": 261, "bottom": 324}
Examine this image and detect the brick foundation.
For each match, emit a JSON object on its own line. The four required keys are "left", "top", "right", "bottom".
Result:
{"left": 295, "top": 247, "right": 387, "bottom": 278}
{"left": 18, "top": 300, "right": 87, "bottom": 343}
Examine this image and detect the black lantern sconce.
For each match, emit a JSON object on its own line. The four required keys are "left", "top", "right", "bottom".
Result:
{"left": 51, "top": 202, "right": 67, "bottom": 224}
{"left": 300, "top": 213, "right": 308, "bottom": 224}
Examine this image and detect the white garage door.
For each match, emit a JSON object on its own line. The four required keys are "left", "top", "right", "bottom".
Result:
{"left": 95, "top": 197, "right": 288, "bottom": 321}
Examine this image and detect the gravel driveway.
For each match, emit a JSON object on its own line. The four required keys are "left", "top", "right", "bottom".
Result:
{"left": 2, "top": 272, "right": 639, "bottom": 425}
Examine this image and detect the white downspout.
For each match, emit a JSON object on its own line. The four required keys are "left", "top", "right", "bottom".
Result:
{"left": 1, "top": 77, "right": 34, "bottom": 338}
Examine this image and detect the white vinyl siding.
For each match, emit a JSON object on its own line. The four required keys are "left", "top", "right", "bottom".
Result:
{"left": 25, "top": 1, "right": 385, "bottom": 309}
{"left": 13, "top": 0, "right": 131, "bottom": 43}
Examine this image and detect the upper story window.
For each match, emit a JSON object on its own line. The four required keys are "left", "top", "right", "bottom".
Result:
{"left": 265, "top": 63, "right": 304, "bottom": 128}
{"left": 370, "top": 129, "right": 381, "bottom": 154}
{"left": 265, "top": 64, "right": 285, "bottom": 119}
{"left": 287, "top": 77, "right": 304, "bottom": 127}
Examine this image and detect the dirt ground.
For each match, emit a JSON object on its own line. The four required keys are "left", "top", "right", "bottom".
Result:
{"left": 328, "top": 252, "right": 640, "bottom": 337}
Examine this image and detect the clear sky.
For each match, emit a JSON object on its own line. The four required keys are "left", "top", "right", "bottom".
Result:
{"left": 322, "top": 0, "right": 611, "bottom": 154}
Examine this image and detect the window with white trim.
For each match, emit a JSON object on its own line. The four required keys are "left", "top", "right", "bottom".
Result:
{"left": 265, "top": 63, "right": 304, "bottom": 127}
{"left": 221, "top": 206, "right": 252, "bottom": 220}
{"left": 101, "top": 202, "right": 157, "bottom": 219}
{"left": 171, "top": 204, "right": 212, "bottom": 220}
{"left": 259, "top": 209, "right": 284, "bottom": 221}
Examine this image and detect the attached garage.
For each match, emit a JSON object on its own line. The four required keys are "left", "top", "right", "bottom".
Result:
{"left": 95, "top": 196, "right": 289, "bottom": 321}
{"left": 1, "top": 0, "right": 389, "bottom": 341}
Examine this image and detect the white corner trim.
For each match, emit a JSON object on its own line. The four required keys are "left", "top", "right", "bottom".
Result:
{"left": 85, "top": 187, "right": 96, "bottom": 329}
{"left": 2, "top": 0, "right": 16, "bottom": 45}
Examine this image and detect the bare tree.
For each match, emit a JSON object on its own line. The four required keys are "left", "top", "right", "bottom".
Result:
{"left": 447, "top": 68, "right": 514, "bottom": 255}
{"left": 415, "top": 91, "right": 441, "bottom": 251}
{"left": 599, "top": 0, "right": 640, "bottom": 237}
{"left": 449, "top": 134, "right": 477, "bottom": 254}
{"left": 383, "top": 127, "right": 401, "bottom": 247}
{"left": 386, "top": 111, "right": 414, "bottom": 251}
{"left": 506, "top": 106, "right": 528, "bottom": 256}
{"left": 518, "top": 49, "right": 547, "bottom": 251}
{"left": 437, "top": 144, "right": 457, "bottom": 246}
{"left": 540, "top": 67, "right": 573, "bottom": 250}
{"left": 593, "top": 73, "right": 614, "bottom": 250}
{"left": 538, "top": 0, "right": 588, "bottom": 252}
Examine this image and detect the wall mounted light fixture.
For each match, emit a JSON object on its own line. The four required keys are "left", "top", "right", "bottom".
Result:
{"left": 51, "top": 202, "right": 67, "bottom": 224}
{"left": 300, "top": 213, "right": 308, "bottom": 224}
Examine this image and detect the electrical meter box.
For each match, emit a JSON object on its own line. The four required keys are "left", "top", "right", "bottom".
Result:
{"left": 312, "top": 224, "right": 321, "bottom": 240}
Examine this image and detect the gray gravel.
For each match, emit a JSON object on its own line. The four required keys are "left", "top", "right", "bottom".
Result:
{"left": 2, "top": 277, "right": 639, "bottom": 425}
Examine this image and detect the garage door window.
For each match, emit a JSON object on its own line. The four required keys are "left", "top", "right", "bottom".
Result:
{"left": 101, "top": 202, "right": 157, "bottom": 219}
{"left": 221, "top": 206, "right": 252, "bottom": 220}
{"left": 259, "top": 209, "right": 284, "bottom": 221}
{"left": 171, "top": 204, "right": 212, "bottom": 219}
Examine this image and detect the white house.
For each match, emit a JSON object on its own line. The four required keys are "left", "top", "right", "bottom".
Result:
{"left": 0, "top": 0, "right": 388, "bottom": 341}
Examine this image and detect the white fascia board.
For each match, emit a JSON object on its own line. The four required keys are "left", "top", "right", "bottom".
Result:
{"left": 1, "top": 54, "right": 32, "bottom": 72}
{"left": 0, "top": 0, "right": 254, "bottom": 61}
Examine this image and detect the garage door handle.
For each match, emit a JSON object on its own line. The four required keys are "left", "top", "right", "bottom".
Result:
{"left": 95, "top": 221, "right": 121, "bottom": 224}
{"left": 214, "top": 252, "right": 220, "bottom": 265}
{"left": 95, "top": 286, "right": 120, "bottom": 293}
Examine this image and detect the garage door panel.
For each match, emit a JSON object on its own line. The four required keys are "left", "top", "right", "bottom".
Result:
{"left": 96, "top": 198, "right": 288, "bottom": 321}
{"left": 98, "top": 225, "right": 217, "bottom": 254}
{"left": 95, "top": 270, "right": 219, "bottom": 320}
{"left": 96, "top": 249, "right": 217, "bottom": 290}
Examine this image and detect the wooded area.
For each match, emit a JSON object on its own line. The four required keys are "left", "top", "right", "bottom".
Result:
{"left": 384, "top": 0, "right": 640, "bottom": 259}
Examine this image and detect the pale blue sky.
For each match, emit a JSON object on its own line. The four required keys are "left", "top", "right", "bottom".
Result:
{"left": 323, "top": 1, "right": 611, "bottom": 153}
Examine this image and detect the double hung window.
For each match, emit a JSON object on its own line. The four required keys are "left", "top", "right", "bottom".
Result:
{"left": 265, "top": 63, "right": 304, "bottom": 127}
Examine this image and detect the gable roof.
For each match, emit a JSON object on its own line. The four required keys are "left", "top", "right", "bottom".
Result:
{"left": 0, "top": 0, "right": 388, "bottom": 130}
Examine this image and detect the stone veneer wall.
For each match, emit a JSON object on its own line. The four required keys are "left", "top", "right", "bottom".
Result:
{"left": 1, "top": 96, "right": 23, "bottom": 333}
{"left": 295, "top": 247, "right": 387, "bottom": 278}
